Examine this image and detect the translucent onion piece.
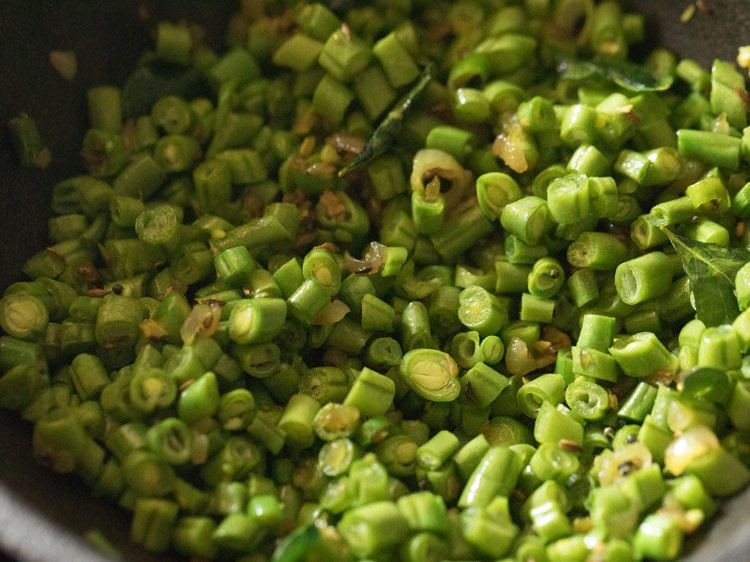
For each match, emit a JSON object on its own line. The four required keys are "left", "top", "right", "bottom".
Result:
{"left": 505, "top": 337, "right": 535, "bottom": 377}
{"left": 738, "top": 46, "right": 750, "bottom": 71}
{"left": 31, "top": 148, "right": 52, "bottom": 169}
{"left": 312, "top": 300, "right": 350, "bottom": 326}
{"left": 343, "top": 241, "right": 387, "bottom": 274}
{"left": 492, "top": 118, "right": 529, "bottom": 173}
{"left": 32, "top": 430, "right": 75, "bottom": 473}
{"left": 410, "top": 148, "right": 471, "bottom": 210}
{"left": 505, "top": 337, "right": 558, "bottom": 377}
{"left": 140, "top": 319, "right": 169, "bottom": 340}
{"left": 665, "top": 425, "right": 720, "bottom": 476}
{"left": 191, "top": 432, "right": 209, "bottom": 465}
{"left": 542, "top": 326, "right": 572, "bottom": 350}
{"left": 49, "top": 50, "right": 78, "bottom": 81}
{"left": 306, "top": 161, "right": 337, "bottom": 179}
{"left": 319, "top": 190, "right": 348, "bottom": 220}
{"left": 595, "top": 442, "right": 652, "bottom": 486}
{"left": 180, "top": 302, "right": 221, "bottom": 345}
{"left": 326, "top": 132, "right": 365, "bottom": 155}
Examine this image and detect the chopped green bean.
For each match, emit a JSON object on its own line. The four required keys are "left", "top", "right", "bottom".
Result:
{"left": 3, "top": 3, "right": 750, "bottom": 561}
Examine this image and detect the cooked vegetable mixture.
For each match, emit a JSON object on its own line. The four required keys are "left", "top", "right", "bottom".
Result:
{"left": 4, "top": 0, "right": 750, "bottom": 560}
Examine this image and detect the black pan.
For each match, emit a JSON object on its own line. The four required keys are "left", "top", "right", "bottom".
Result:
{"left": 0, "top": 1, "right": 748, "bottom": 560}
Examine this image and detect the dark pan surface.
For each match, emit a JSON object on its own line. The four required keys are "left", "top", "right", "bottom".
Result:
{"left": 0, "top": 1, "right": 748, "bottom": 560}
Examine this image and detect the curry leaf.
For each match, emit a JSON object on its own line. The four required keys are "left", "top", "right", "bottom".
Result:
{"left": 338, "top": 63, "right": 434, "bottom": 177}
{"left": 271, "top": 524, "right": 322, "bottom": 562}
{"left": 558, "top": 59, "right": 673, "bottom": 92}
{"left": 680, "top": 366, "right": 732, "bottom": 404}
{"left": 663, "top": 229, "right": 750, "bottom": 326}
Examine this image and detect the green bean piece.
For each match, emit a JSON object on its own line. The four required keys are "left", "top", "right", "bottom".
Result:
{"left": 344, "top": 367, "right": 395, "bottom": 418}
{"left": 479, "top": 334, "right": 504, "bottom": 365}
{"left": 278, "top": 393, "right": 320, "bottom": 449}
{"left": 677, "top": 129, "right": 741, "bottom": 171}
{"left": 397, "top": 491, "right": 449, "bottom": 535}
{"left": 697, "top": 325, "right": 742, "bottom": 370}
{"left": 359, "top": 294, "right": 394, "bottom": 333}
{"left": 430, "top": 203, "right": 494, "bottom": 263}
{"left": 529, "top": 441, "right": 580, "bottom": 485}
{"left": 173, "top": 516, "right": 218, "bottom": 559}
{"left": 201, "top": 436, "right": 262, "bottom": 485}
{"left": 3, "top": 2, "right": 750, "bottom": 560}
{"left": 273, "top": 33, "right": 324, "bottom": 72}
{"left": 154, "top": 134, "right": 200, "bottom": 173}
{"left": 449, "top": 331, "right": 483, "bottom": 369}
{"left": 567, "top": 231, "right": 628, "bottom": 270}
{"left": 461, "top": 362, "right": 509, "bottom": 409}
{"left": 573, "top": 343, "right": 621, "bottom": 382}
{"left": 230, "top": 342, "right": 281, "bottom": 379}
{"left": 617, "top": 381, "right": 656, "bottom": 422}
{"left": 95, "top": 295, "right": 143, "bottom": 351}
{"left": 317, "top": 438, "right": 359, "bottom": 477}
{"left": 578, "top": 313, "right": 616, "bottom": 352}
{"left": 415, "top": 430, "right": 460, "bottom": 472}
{"left": 287, "top": 279, "right": 331, "bottom": 325}
{"left": 312, "top": 402, "right": 360, "bottom": 442}
{"left": 633, "top": 512, "right": 683, "bottom": 561}
{"left": 7, "top": 113, "right": 50, "bottom": 168}
{"left": 668, "top": 474, "right": 716, "bottom": 517}
{"left": 0, "top": 363, "right": 44, "bottom": 411}
{"left": 530, "top": 498, "right": 573, "bottom": 543}
{"left": 123, "top": 449, "right": 176, "bottom": 498}
{"left": 400, "top": 349, "right": 460, "bottom": 402}
{"left": 475, "top": 172, "right": 523, "bottom": 221}
{"left": 461, "top": 497, "right": 518, "bottom": 557}
{"left": 520, "top": 293, "right": 555, "bottom": 323}
{"left": 218, "top": 388, "right": 256, "bottom": 431}
{"left": 458, "top": 445, "right": 522, "bottom": 508}
{"left": 565, "top": 376, "right": 610, "bottom": 421}
{"left": 31, "top": 409, "right": 91, "bottom": 473}
{"left": 81, "top": 128, "right": 127, "bottom": 178}
{"left": 609, "top": 332, "right": 679, "bottom": 378}
{"left": 400, "top": 300, "right": 431, "bottom": 351}
{"left": 212, "top": 512, "right": 262, "bottom": 552}
{"left": 615, "top": 252, "right": 673, "bottom": 305}
{"left": 324, "top": 316, "right": 372, "bottom": 355}
{"left": 494, "top": 260, "right": 532, "bottom": 294}
{"left": 131, "top": 498, "right": 179, "bottom": 553}
{"left": 0, "top": 292, "right": 49, "bottom": 341}
{"left": 228, "top": 298, "right": 287, "bottom": 345}
{"left": 128, "top": 367, "right": 176, "bottom": 413}
{"left": 710, "top": 59, "right": 747, "bottom": 128}
{"left": 517, "top": 374, "right": 566, "bottom": 419}
{"left": 534, "top": 402, "right": 584, "bottom": 446}
{"left": 302, "top": 247, "right": 341, "bottom": 296}
{"left": 177, "top": 372, "right": 220, "bottom": 424}
{"left": 145, "top": 417, "right": 192, "bottom": 465}
{"left": 365, "top": 336, "right": 403, "bottom": 370}
{"left": 501, "top": 196, "right": 550, "bottom": 246}
{"left": 458, "top": 286, "right": 510, "bottom": 337}
{"left": 411, "top": 189, "right": 445, "bottom": 235}
{"left": 337, "top": 501, "right": 408, "bottom": 558}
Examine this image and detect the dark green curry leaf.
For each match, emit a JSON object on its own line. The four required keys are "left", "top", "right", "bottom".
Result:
{"left": 271, "top": 524, "right": 321, "bottom": 562}
{"left": 339, "top": 63, "right": 434, "bottom": 177}
{"left": 558, "top": 59, "right": 673, "bottom": 92}
{"left": 680, "top": 366, "right": 733, "bottom": 404}
{"left": 663, "top": 229, "right": 750, "bottom": 326}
